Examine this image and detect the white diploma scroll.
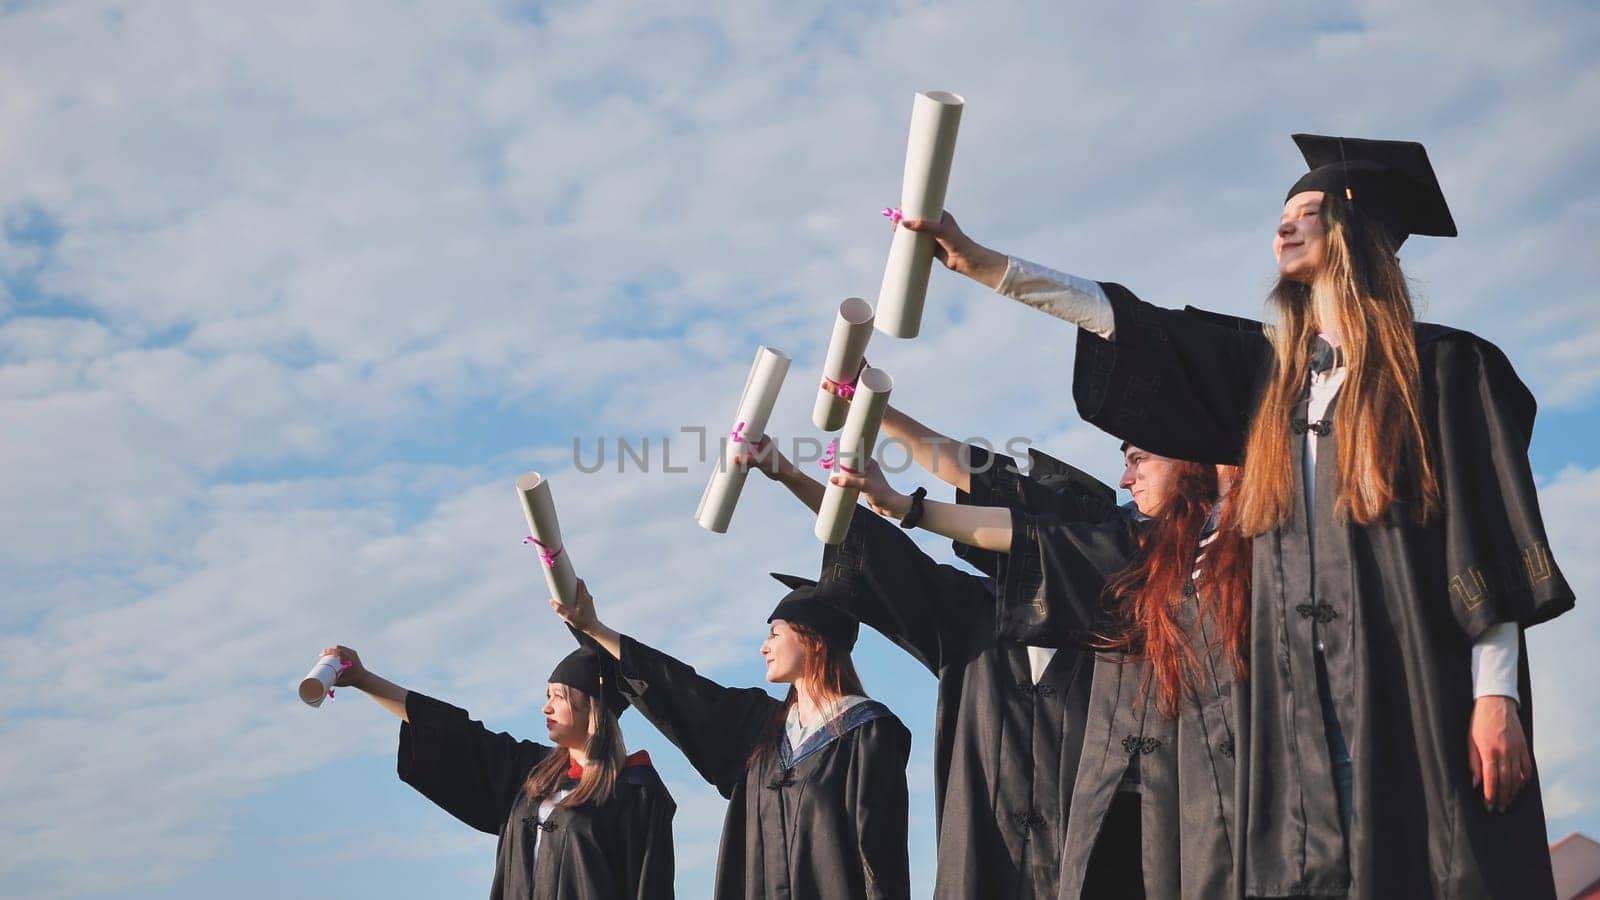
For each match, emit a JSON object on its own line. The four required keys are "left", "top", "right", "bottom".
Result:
{"left": 298, "top": 654, "right": 343, "bottom": 708}
{"left": 516, "top": 472, "right": 579, "bottom": 608}
{"left": 814, "top": 366, "right": 893, "bottom": 544}
{"left": 696, "top": 346, "right": 792, "bottom": 533}
{"left": 812, "top": 297, "right": 875, "bottom": 432}
{"left": 876, "top": 90, "right": 964, "bottom": 339}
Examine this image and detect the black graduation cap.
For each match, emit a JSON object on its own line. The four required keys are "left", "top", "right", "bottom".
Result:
{"left": 1286, "top": 133, "right": 1457, "bottom": 247}
{"left": 766, "top": 572, "right": 859, "bottom": 651}
{"left": 549, "top": 645, "right": 630, "bottom": 717}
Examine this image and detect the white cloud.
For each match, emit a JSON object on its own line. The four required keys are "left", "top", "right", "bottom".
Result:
{"left": 1, "top": 0, "right": 1596, "bottom": 895}
{"left": 1526, "top": 465, "right": 1600, "bottom": 832}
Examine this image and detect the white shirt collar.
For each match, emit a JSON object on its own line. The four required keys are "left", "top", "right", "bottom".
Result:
{"left": 784, "top": 694, "right": 869, "bottom": 749}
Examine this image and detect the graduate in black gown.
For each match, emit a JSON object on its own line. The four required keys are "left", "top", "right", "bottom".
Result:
{"left": 1005, "top": 451, "right": 1251, "bottom": 900}
{"left": 319, "top": 643, "right": 676, "bottom": 899}
{"left": 739, "top": 412, "right": 1110, "bottom": 899}
{"left": 894, "top": 134, "right": 1575, "bottom": 898}
{"left": 548, "top": 576, "right": 912, "bottom": 899}
{"left": 825, "top": 443, "right": 1251, "bottom": 899}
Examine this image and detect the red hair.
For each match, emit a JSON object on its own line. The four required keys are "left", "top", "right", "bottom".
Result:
{"left": 1097, "top": 462, "right": 1251, "bottom": 717}
{"left": 747, "top": 622, "right": 865, "bottom": 767}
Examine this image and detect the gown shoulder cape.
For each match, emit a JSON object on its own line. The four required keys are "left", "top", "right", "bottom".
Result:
{"left": 614, "top": 635, "right": 912, "bottom": 899}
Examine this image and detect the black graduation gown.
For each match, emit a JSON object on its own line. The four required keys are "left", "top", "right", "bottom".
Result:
{"left": 1070, "top": 284, "right": 1576, "bottom": 899}
{"left": 396, "top": 692, "right": 677, "bottom": 900}
{"left": 613, "top": 635, "right": 912, "bottom": 899}
{"left": 820, "top": 492, "right": 1095, "bottom": 900}
{"left": 998, "top": 508, "right": 1245, "bottom": 899}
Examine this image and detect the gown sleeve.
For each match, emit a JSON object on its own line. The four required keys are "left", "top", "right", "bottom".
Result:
{"left": 617, "top": 767, "right": 678, "bottom": 900}
{"left": 848, "top": 715, "right": 913, "bottom": 900}
{"left": 953, "top": 443, "right": 1118, "bottom": 578}
{"left": 995, "top": 507, "right": 1143, "bottom": 647}
{"left": 396, "top": 691, "right": 552, "bottom": 834}
{"left": 1072, "top": 283, "right": 1271, "bottom": 465}
{"left": 821, "top": 505, "right": 995, "bottom": 675}
{"left": 615, "top": 635, "right": 781, "bottom": 799}
{"left": 1430, "top": 332, "right": 1576, "bottom": 638}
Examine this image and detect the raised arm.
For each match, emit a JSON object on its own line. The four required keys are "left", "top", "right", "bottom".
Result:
{"left": 880, "top": 405, "right": 972, "bottom": 493}
{"left": 324, "top": 645, "right": 409, "bottom": 721}
{"left": 821, "top": 506, "right": 994, "bottom": 675}
{"left": 828, "top": 459, "right": 1013, "bottom": 552}
{"left": 550, "top": 580, "right": 778, "bottom": 798}
{"left": 905, "top": 210, "right": 1271, "bottom": 464}
{"left": 318, "top": 645, "right": 552, "bottom": 834}
{"left": 739, "top": 441, "right": 826, "bottom": 512}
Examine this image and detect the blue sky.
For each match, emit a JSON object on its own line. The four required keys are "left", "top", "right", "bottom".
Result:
{"left": 2, "top": 1, "right": 1598, "bottom": 896}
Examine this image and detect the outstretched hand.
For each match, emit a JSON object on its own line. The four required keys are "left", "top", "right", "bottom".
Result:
{"left": 549, "top": 577, "right": 624, "bottom": 660}
{"left": 320, "top": 645, "right": 367, "bottom": 687}
{"left": 1468, "top": 695, "right": 1532, "bottom": 813}
{"left": 733, "top": 437, "right": 788, "bottom": 481}
{"left": 828, "top": 458, "right": 910, "bottom": 519}
{"left": 896, "top": 211, "right": 1008, "bottom": 289}
{"left": 549, "top": 577, "right": 599, "bottom": 632}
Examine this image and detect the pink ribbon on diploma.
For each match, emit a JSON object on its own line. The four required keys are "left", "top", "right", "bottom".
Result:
{"left": 822, "top": 375, "right": 857, "bottom": 399}
{"left": 820, "top": 439, "right": 862, "bottom": 475}
{"left": 523, "top": 535, "right": 565, "bottom": 568}
{"left": 882, "top": 207, "right": 904, "bottom": 225}
{"left": 328, "top": 658, "right": 353, "bottom": 700}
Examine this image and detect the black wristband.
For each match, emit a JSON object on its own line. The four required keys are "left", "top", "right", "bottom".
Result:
{"left": 900, "top": 486, "right": 929, "bottom": 529}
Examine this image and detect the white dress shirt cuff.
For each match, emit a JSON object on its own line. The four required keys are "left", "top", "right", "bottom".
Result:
{"left": 995, "top": 256, "right": 1116, "bottom": 340}
{"left": 1471, "top": 622, "right": 1520, "bottom": 703}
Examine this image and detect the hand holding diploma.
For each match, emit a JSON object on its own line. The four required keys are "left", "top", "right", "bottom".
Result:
{"left": 302, "top": 645, "right": 410, "bottom": 719}
{"left": 517, "top": 472, "right": 579, "bottom": 608}
{"left": 547, "top": 578, "right": 622, "bottom": 660}
{"left": 812, "top": 298, "right": 874, "bottom": 431}
{"left": 827, "top": 457, "right": 910, "bottom": 518}
{"left": 896, "top": 211, "right": 1009, "bottom": 290}
{"left": 298, "top": 651, "right": 353, "bottom": 707}
{"left": 814, "top": 366, "right": 893, "bottom": 544}
{"left": 696, "top": 346, "right": 791, "bottom": 533}
{"left": 877, "top": 90, "right": 964, "bottom": 339}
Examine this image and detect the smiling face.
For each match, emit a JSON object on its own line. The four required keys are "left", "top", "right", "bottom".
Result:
{"left": 760, "top": 620, "right": 806, "bottom": 684}
{"left": 1275, "top": 190, "right": 1328, "bottom": 283}
{"left": 1120, "top": 445, "right": 1180, "bottom": 517}
{"left": 542, "top": 682, "right": 590, "bottom": 752}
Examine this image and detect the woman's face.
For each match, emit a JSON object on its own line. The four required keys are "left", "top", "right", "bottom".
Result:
{"left": 543, "top": 683, "right": 589, "bottom": 751}
{"left": 1120, "top": 445, "right": 1179, "bottom": 517}
{"left": 1276, "top": 190, "right": 1327, "bottom": 283}
{"left": 760, "top": 620, "right": 805, "bottom": 684}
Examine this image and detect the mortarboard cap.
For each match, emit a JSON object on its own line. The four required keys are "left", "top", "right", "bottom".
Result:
{"left": 1287, "top": 133, "right": 1457, "bottom": 247}
{"left": 549, "top": 645, "right": 630, "bottom": 717}
{"left": 766, "top": 572, "right": 859, "bottom": 651}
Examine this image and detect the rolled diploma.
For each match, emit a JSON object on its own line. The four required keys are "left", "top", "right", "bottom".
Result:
{"left": 811, "top": 298, "right": 875, "bottom": 432}
{"left": 298, "top": 654, "right": 342, "bottom": 708}
{"left": 814, "top": 366, "right": 893, "bottom": 544}
{"left": 695, "top": 346, "right": 791, "bottom": 533}
{"left": 516, "top": 472, "right": 579, "bottom": 607}
{"left": 876, "top": 90, "right": 964, "bottom": 340}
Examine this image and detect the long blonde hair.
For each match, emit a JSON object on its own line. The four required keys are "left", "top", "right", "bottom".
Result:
{"left": 1233, "top": 191, "right": 1441, "bottom": 535}
{"left": 523, "top": 686, "right": 626, "bottom": 808}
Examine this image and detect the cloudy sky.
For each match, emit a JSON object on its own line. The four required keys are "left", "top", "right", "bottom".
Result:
{"left": 2, "top": 0, "right": 1597, "bottom": 896}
